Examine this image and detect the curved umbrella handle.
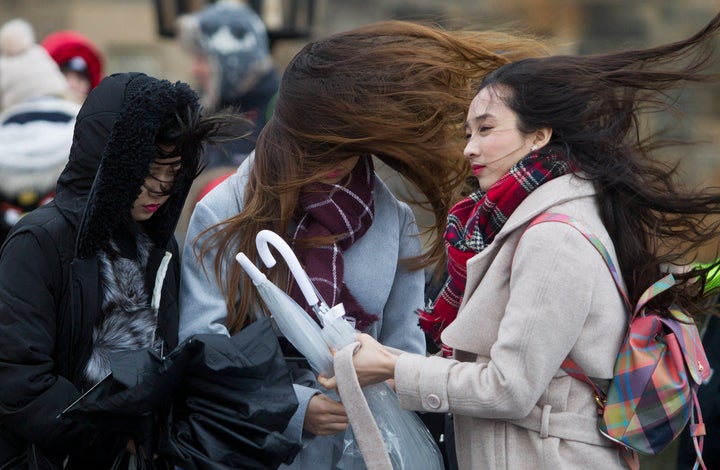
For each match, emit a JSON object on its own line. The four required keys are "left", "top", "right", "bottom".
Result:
{"left": 255, "top": 230, "right": 320, "bottom": 307}
{"left": 235, "top": 252, "right": 267, "bottom": 285}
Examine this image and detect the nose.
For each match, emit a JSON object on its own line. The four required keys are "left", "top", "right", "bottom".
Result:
{"left": 191, "top": 55, "right": 209, "bottom": 86}
{"left": 144, "top": 177, "right": 171, "bottom": 196}
{"left": 464, "top": 137, "right": 479, "bottom": 160}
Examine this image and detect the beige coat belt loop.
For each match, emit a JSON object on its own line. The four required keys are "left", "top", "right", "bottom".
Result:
{"left": 508, "top": 405, "right": 613, "bottom": 447}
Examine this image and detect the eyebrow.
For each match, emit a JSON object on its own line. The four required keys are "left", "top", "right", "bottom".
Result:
{"left": 152, "top": 156, "right": 183, "bottom": 165}
{"left": 465, "top": 113, "right": 493, "bottom": 131}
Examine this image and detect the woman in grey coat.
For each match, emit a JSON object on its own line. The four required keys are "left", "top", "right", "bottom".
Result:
{"left": 324, "top": 13, "right": 720, "bottom": 470}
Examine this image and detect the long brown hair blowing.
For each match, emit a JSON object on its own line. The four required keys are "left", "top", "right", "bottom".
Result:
{"left": 480, "top": 13, "right": 720, "bottom": 317}
{"left": 195, "top": 20, "right": 548, "bottom": 333}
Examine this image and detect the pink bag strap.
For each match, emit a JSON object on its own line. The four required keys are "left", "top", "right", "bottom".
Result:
{"left": 527, "top": 214, "right": 679, "bottom": 396}
{"left": 525, "top": 214, "right": 641, "bottom": 468}
{"left": 527, "top": 213, "right": 628, "bottom": 404}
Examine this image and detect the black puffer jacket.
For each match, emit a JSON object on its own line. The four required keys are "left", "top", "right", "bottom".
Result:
{"left": 0, "top": 73, "right": 199, "bottom": 468}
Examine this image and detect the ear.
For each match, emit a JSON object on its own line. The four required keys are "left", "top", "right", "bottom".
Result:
{"left": 532, "top": 127, "right": 552, "bottom": 149}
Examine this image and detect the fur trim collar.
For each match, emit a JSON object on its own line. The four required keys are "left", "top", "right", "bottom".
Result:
{"left": 83, "top": 233, "right": 157, "bottom": 387}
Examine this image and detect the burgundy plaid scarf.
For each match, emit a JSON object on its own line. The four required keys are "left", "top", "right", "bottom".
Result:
{"left": 419, "top": 151, "right": 571, "bottom": 356}
{"left": 291, "top": 155, "right": 379, "bottom": 330}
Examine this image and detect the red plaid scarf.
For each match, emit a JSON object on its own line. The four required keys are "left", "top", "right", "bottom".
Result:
{"left": 291, "top": 156, "right": 379, "bottom": 330}
{"left": 419, "top": 151, "right": 571, "bottom": 356}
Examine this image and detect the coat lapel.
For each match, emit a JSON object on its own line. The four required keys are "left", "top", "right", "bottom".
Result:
{"left": 456, "top": 175, "right": 597, "bottom": 313}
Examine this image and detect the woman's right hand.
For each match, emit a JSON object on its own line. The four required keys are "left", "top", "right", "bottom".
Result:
{"left": 303, "top": 394, "right": 348, "bottom": 436}
{"left": 318, "top": 333, "right": 398, "bottom": 390}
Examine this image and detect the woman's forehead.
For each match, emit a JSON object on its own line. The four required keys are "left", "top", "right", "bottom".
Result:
{"left": 468, "top": 86, "right": 512, "bottom": 122}
{"left": 154, "top": 143, "right": 182, "bottom": 164}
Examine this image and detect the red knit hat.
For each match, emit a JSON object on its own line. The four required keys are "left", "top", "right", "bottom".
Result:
{"left": 41, "top": 30, "right": 104, "bottom": 89}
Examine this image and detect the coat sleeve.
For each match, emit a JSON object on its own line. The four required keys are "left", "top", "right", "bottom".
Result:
{"left": 178, "top": 197, "right": 234, "bottom": 341}
{"left": 394, "top": 222, "right": 605, "bottom": 418}
{"left": 375, "top": 201, "right": 426, "bottom": 354}
{"left": 0, "top": 228, "right": 111, "bottom": 452}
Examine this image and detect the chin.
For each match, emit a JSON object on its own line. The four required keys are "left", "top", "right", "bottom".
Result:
{"left": 131, "top": 212, "right": 152, "bottom": 222}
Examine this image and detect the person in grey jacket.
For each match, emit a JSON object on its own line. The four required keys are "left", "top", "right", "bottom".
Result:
{"left": 181, "top": 152, "right": 424, "bottom": 468}
{"left": 178, "top": 21, "right": 547, "bottom": 468}
{"left": 322, "top": 14, "right": 720, "bottom": 470}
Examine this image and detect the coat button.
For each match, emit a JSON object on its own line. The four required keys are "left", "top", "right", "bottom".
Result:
{"left": 426, "top": 393, "right": 441, "bottom": 409}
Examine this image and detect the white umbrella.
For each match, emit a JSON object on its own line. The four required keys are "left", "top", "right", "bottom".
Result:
{"left": 254, "top": 230, "right": 358, "bottom": 349}
{"left": 235, "top": 251, "right": 333, "bottom": 377}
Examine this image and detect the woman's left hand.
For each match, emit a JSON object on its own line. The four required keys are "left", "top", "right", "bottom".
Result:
{"left": 318, "top": 333, "right": 398, "bottom": 389}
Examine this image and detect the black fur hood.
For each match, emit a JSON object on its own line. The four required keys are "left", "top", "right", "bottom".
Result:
{"left": 54, "top": 72, "right": 200, "bottom": 258}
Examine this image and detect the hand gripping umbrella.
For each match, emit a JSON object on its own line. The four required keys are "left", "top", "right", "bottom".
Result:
{"left": 236, "top": 230, "right": 444, "bottom": 470}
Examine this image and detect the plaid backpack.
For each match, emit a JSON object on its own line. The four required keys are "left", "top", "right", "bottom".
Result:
{"left": 528, "top": 213, "right": 712, "bottom": 470}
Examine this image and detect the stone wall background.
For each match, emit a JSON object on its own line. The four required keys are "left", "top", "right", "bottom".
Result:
{"left": 2, "top": 1, "right": 718, "bottom": 179}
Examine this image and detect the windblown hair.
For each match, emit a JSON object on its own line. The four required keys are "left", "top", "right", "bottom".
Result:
{"left": 197, "top": 20, "right": 548, "bottom": 333}
{"left": 153, "top": 106, "right": 232, "bottom": 196}
{"left": 479, "top": 13, "right": 720, "bottom": 317}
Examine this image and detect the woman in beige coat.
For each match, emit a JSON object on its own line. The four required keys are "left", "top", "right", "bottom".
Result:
{"left": 321, "top": 14, "right": 720, "bottom": 469}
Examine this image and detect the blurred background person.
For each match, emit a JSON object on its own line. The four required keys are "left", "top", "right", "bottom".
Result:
{"left": 676, "top": 265, "right": 720, "bottom": 469}
{"left": 174, "top": 0, "right": 279, "bottom": 248}
{"left": 176, "top": 0, "right": 278, "bottom": 168}
{"left": 0, "top": 18, "right": 79, "bottom": 245}
{"left": 42, "top": 29, "right": 105, "bottom": 103}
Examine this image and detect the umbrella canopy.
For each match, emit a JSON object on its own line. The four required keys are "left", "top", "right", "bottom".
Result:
{"left": 61, "top": 316, "right": 301, "bottom": 469}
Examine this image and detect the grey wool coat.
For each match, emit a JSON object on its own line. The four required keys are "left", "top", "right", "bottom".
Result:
{"left": 395, "top": 174, "right": 630, "bottom": 469}
{"left": 178, "top": 155, "right": 426, "bottom": 469}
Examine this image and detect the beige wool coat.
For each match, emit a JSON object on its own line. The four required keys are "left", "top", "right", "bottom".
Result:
{"left": 395, "top": 174, "right": 629, "bottom": 469}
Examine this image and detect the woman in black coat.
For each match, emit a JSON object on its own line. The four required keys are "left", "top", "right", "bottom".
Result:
{"left": 0, "top": 72, "right": 224, "bottom": 469}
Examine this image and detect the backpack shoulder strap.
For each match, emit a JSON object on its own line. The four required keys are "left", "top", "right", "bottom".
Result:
{"left": 525, "top": 213, "right": 631, "bottom": 405}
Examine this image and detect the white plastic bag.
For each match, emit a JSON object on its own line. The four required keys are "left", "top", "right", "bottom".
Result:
{"left": 236, "top": 230, "right": 444, "bottom": 469}
{"left": 323, "top": 310, "right": 444, "bottom": 470}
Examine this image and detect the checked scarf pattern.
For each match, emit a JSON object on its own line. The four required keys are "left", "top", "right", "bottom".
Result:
{"left": 419, "top": 151, "right": 571, "bottom": 356}
{"left": 291, "top": 155, "right": 379, "bottom": 331}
